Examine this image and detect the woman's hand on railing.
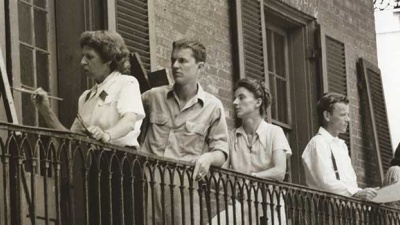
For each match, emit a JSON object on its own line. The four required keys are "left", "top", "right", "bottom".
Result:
{"left": 88, "top": 126, "right": 112, "bottom": 143}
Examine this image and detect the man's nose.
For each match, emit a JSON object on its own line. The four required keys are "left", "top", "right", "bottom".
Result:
{"left": 81, "top": 57, "right": 87, "bottom": 66}
{"left": 172, "top": 60, "right": 179, "bottom": 68}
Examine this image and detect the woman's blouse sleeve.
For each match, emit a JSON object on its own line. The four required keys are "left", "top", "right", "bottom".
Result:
{"left": 116, "top": 77, "right": 145, "bottom": 120}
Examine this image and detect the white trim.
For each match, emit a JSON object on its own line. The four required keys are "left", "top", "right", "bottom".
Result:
{"left": 8, "top": 0, "right": 22, "bottom": 121}
{"left": 148, "top": 0, "right": 156, "bottom": 72}
{"left": 235, "top": 0, "right": 245, "bottom": 79}
{"left": 48, "top": 0, "right": 58, "bottom": 115}
{"left": 0, "top": 0, "right": 6, "bottom": 55}
{"left": 107, "top": 0, "right": 116, "bottom": 31}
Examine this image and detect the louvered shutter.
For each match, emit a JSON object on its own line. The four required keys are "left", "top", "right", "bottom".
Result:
{"left": 240, "top": 0, "right": 266, "bottom": 81}
{"left": 358, "top": 58, "right": 392, "bottom": 177}
{"left": 116, "top": 0, "right": 151, "bottom": 73}
{"left": 323, "top": 35, "right": 351, "bottom": 148}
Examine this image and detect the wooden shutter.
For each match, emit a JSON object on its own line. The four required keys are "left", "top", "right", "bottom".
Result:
{"left": 358, "top": 58, "right": 392, "bottom": 178}
{"left": 236, "top": 0, "right": 267, "bottom": 81}
{"left": 116, "top": 0, "right": 151, "bottom": 73}
{"left": 326, "top": 37, "right": 351, "bottom": 147}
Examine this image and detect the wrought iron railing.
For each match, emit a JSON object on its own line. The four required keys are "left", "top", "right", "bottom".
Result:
{"left": 0, "top": 122, "right": 399, "bottom": 225}
{"left": 374, "top": 0, "right": 400, "bottom": 10}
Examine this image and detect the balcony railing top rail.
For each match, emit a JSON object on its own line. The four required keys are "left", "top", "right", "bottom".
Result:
{"left": 0, "top": 121, "right": 399, "bottom": 225}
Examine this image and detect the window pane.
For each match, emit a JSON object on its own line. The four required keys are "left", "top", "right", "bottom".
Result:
{"left": 266, "top": 28, "right": 274, "bottom": 73}
{"left": 276, "top": 78, "right": 288, "bottom": 123}
{"left": 34, "top": 0, "right": 47, "bottom": 8}
{"left": 22, "top": 93, "right": 37, "bottom": 126}
{"left": 34, "top": 9, "right": 48, "bottom": 50}
{"left": 18, "top": 2, "right": 32, "bottom": 44}
{"left": 20, "top": 45, "right": 34, "bottom": 87}
{"left": 274, "top": 32, "right": 286, "bottom": 78}
{"left": 269, "top": 73, "right": 277, "bottom": 120}
{"left": 21, "top": 46, "right": 37, "bottom": 126}
{"left": 36, "top": 51, "right": 49, "bottom": 90}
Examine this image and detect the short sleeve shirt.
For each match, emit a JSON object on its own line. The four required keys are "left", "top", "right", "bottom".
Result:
{"left": 229, "top": 120, "right": 292, "bottom": 174}
{"left": 70, "top": 71, "right": 145, "bottom": 147}
{"left": 140, "top": 84, "right": 229, "bottom": 163}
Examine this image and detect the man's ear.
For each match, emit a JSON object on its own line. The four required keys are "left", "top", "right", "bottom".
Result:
{"left": 323, "top": 110, "right": 330, "bottom": 122}
{"left": 197, "top": 62, "right": 205, "bottom": 69}
{"left": 255, "top": 98, "right": 262, "bottom": 108}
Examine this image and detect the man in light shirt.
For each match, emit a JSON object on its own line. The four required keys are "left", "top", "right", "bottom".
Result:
{"left": 141, "top": 38, "right": 229, "bottom": 224}
{"left": 302, "top": 92, "right": 377, "bottom": 200}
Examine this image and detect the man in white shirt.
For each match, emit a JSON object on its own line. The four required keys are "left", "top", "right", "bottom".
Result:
{"left": 302, "top": 92, "right": 377, "bottom": 200}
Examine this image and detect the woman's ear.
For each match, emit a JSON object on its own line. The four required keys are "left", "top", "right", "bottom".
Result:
{"left": 255, "top": 98, "right": 262, "bottom": 108}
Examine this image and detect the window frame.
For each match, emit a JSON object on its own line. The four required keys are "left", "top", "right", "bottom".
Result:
{"left": 234, "top": 0, "right": 319, "bottom": 184}
{"left": 265, "top": 23, "right": 292, "bottom": 129}
{"left": 8, "top": 0, "right": 57, "bottom": 125}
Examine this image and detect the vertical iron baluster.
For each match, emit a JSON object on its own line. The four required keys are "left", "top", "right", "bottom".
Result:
{"left": 1, "top": 136, "right": 11, "bottom": 225}
{"left": 189, "top": 173, "right": 195, "bottom": 225}
{"left": 198, "top": 180, "right": 204, "bottom": 225}
{"left": 96, "top": 160, "right": 102, "bottom": 225}
{"left": 159, "top": 165, "right": 166, "bottom": 224}
{"left": 206, "top": 178, "right": 212, "bottom": 225}
{"left": 107, "top": 169, "right": 113, "bottom": 225}
{"left": 168, "top": 166, "right": 176, "bottom": 225}
{"left": 83, "top": 158, "right": 90, "bottom": 225}
{"left": 54, "top": 139, "right": 63, "bottom": 225}
{"left": 43, "top": 148, "right": 50, "bottom": 225}
{"left": 118, "top": 157, "right": 125, "bottom": 225}
{"left": 179, "top": 170, "right": 186, "bottom": 225}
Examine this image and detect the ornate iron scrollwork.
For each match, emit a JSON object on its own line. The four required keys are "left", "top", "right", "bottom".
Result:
{"left": 374, "top": 0, "right": 400, "bottom": 10}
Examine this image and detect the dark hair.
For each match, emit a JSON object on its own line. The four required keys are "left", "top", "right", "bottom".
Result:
{"left": 172, "top": 38, "right": 206, "bottom": 63}
{"left": 235, "top": 78, "right": 272, "bottom": 117}
{"left": 317, "top": 92, "right": 349, "bottom": 126}
{"left": 390, "top": 143, "right": 400, "bottom": 167}
{"left": 80, "top": 30, "right": 130, "bottom": 73}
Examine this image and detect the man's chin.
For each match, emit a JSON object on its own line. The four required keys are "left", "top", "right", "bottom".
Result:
{"left": 173, "top": 77, "right": 188, "bottom": 85}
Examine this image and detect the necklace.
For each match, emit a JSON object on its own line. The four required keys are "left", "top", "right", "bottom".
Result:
{"left": 246, "top": 133, "right": 257, "bottom": 151}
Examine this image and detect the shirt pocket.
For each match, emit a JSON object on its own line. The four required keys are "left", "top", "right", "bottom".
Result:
{"left": 179, "top": 121, "right": 209, "bottom": 155}
{"left": 148, "top": 112, "right": 170, "bottom": 148}
{"left": 92, "top": 95, "right": 119, "bottom": 128}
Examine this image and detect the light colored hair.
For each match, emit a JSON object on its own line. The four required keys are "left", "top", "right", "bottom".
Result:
{"left": 172, "top": 38, "right": 206, "bottom": 63}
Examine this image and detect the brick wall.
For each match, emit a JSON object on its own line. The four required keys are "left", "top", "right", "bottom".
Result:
{"left": 154, "top": 0, "right": 381, "bottom": 186}
{"left": 153, "top": 0, "right": 236, "bottom": 128}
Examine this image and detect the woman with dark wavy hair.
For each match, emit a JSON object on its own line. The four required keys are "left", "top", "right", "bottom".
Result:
{"left": 211, "top": 78, "right": 291, "bottom": 225}
{"left": 383, "top": 143, "right": 400, "bottom": 208}
{"left": 32, "top": 30, "right": 145, "bottom": 148}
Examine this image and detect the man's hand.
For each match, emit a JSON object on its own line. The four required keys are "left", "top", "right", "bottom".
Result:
{"left": 193, "top": 152, "right": 214, "bottom": 181}
{"left": 353, "top": 187, "right": 378, "bottom": 201}
{"left": 88, "top": 126, "right": 111, "bottom": 143}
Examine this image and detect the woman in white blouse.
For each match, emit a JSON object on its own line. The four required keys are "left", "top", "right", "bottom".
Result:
{"left": 211, "top": 78, "right": 291, "bottom": 225}
{"left": 32, "top": 30, "right": 145, "bottom": 148}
